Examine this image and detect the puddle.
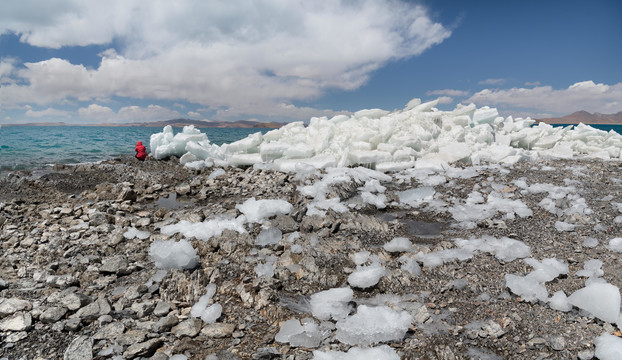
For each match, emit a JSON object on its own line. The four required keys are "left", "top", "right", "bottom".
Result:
{"left": 378, "top": 211, "right": 445, "bottom": 240}
{"left": 155, "top": 192, "right": 194, "bottom": 210}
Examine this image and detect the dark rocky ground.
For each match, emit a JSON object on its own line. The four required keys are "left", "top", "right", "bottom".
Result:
{"left": 0, "top": 156, "right": 621, "bottom": 359}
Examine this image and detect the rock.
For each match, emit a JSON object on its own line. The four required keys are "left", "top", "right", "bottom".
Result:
{"left": 124, "top": 284, "right": 149, "bottom": 300}
{"left": 0, "top": 298, "right": 32, "bottom": 316}
{"left": 271, "top": 215, "right": 299, "bottom": 233}
{"left": 483, "top": 320, "right": 506, "bottom": 338}
{"left": 40, "top": 306, "right": 68, "bottom": 323}
{"left": 153, "top": 301, "right": 171, "bottom": 317}
{"left": 64, "top": 318, "right": 82, "bottom": 331}
{"left": 201, "top": 323, "right": 236, "bottom": 338}
{"left": 152, "top": 314, "right": 179, "bottom": 332}
{"left": 123, "top": 338, "right": 163, "bottom": 359}
{"left": 0, "top": 277, "right": 7, "bottom": 290}
{"left": 118, "top": 188, "right": 137, "bottom": 202}
{"left": 5, "top": 331, "right": 28, "bottom": 343}
{"left": 117, "top": 329, "right": 148, "bottom": 346}
{"left": 93, "top": 321, "right": 126, "bottom": 340}
{"left": 63, "top": 335, "right": 93, "bottom": 360}
{"left": 172, "top": 318, "right": 203, "bottom": 338}
{"left": 46, "top": 274, "right": 79, "bottom": 289}
{"left": 74, "top": 297, "right": 111, "bottom": 322}
{"left": 0, "top": 312, "right": 32, "bottom": 331}
{"left": 175, "top": 183, "right": 191, "bottom": 195}
{"left": 100, "top": 255, "right": 130, "bottom": 275}
{"left": 131, "top": 301, "right": 156, "bottom": 318}
{"left": 577, "top": 349, "right": 595, "bottom": 360}
{"left": 59, "top": 291, "right": 92, "bottom": 311}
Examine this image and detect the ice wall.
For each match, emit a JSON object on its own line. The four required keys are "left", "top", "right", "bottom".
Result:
{"left": 150, "top": 98, "right": 622, "bottom": 172}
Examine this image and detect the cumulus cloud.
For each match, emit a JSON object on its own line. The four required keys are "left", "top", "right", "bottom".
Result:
{"left": 77, "top": 104, "right": 115, "bottom": 122}
{"left": 0, "top": 1, "right": 451, "bottom": 121}
{"left": 466, "top": 81, "right": 622, "bottom": 115}
{"left": 426, "top": 89, "right": 469, "bottom": 97}
{"left": 25, "top": 107, "right": 70, "bottom": 118}
{"left": 478, "top": 78, "right": 505, "bottom": 86}
{"left": 435, "top": 96, "right": 454, "bottom": 104}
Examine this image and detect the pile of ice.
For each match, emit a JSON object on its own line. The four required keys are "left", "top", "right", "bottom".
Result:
{"left": 150, "top": 98, "right": 622, "bottom": 172}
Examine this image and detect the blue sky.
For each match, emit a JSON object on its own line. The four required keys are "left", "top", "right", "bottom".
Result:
{"left": 0, "top": 0, "right": 620, "bottom": 124}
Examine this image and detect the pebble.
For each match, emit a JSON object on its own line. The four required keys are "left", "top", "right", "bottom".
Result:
{"left": 63, "top": 335, "right": 93, "bottom": 360}
{"left": 0, "top": 312, "right": 33, "bottom": 331}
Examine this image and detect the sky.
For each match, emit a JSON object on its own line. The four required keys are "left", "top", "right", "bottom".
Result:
{"left": 0, "top": 0, "right": 621, "bottom": 125}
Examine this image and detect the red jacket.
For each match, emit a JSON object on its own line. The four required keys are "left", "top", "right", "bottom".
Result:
{"left": 135, "top": 141, "right": 147, "bottom": 160}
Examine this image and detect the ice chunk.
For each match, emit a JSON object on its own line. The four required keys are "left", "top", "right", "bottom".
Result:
{"left": 568, "top": 283, "right": 621, "bottom": 323}
{"left": 312, "top": 345, "right": 400, "bottom": 360}
{"left": 190, "top": 284, "right": 221, "bottom": 323}
{"left": 208, "top": 168, "right": 226, "bottom": 179}
{"left": 397, "top": 186, "right": 435, "bottom": 206}
{"left": 149, "top": 239, "right": 199, "bottom": 270}
{"left": 607, "top": 237, "right": 622, "bottom": 252}
{"left": 399, "top": 256, "right": 421, "bottom": 276}
{"left": 548, "top": 291, "right": 572, "bottom": 312}
{"left": 236, "top": 197, "right": 293, "bottom": 224}
{"left": 161, "top": 216, "right": 246, "bottom": 242}
{"left": 275, "top": 318, "right": 325, "bottom": 348}
{"left": 254, "top": 255, "right": 276, "bottom": 278}
{"left": 505, "top": 258, "right": 568, "bottom": 302}
{"left": 583, "top": 237, "right": 599, "bottom": 248}
{"left": 595, "top": 333, "right": 622, "bottom": 360}
{"left": 383, "top": 237, "right": 413, "bottom": 253}
{"left": 335, "top": 305, "right": 413, "bottom": 345}
{"left": 576, "top": 259, "right": 604, "bottom": 278}
{"left": 347, "top": 262, "right": 386, "bottom": 289}
{"left": 555, "top": 221, "right": 576, "bottom": 232}
{"left": 123, "top": 227, "right": 151, "bottom": 240}
{"left": 310, "top": 288, "right": 354, "bottom": 321}
{"left": 255, "top": 227, "right": 282, "bottom": 247}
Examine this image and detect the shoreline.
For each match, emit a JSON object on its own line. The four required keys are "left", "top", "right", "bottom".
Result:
{"left": 1, "top": 157, "right": 621, "bottom": 358}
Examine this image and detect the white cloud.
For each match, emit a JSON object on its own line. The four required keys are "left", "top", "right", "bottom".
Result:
{"left": 524, "top": 81, "right": 541, "bottom": 86}
{"left": 78, "top": 104, "right": 115, "bottom": 122}
{"left": 187, "top": 111, "right": 201, "bottom": 119}
{"left": 466, "top": 81, "right": 622, "bottom": 115}
{"left": 0, "top": 1, "right": 451, "bottom": 121}
{"left": 435, "top": 96, "right": 454, "bottom": 105}
{"left": 25, "top": 107, "right": 70, "bottom": 117}
{"left": 426, "top": 89, "right": 469, "bottom": 97}
{"left": 215, "top": 102, "right": 349, "bottom": 122}
{"left": 478, "top": 78, "right": 505, "bottom": 86}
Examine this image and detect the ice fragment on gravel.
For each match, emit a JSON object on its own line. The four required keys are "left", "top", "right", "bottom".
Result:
{"left": 236, "top": 197, "right": 293, "bottom": 224}
{"left": 383, "top": 237, "right": 413, "bottom": 252}
{"left": 191, "top": 284, "right": 222, "bottom": 324}
{"left": 123, "top": 227, "right": 150, "bottom": 240}
{"left": 347, "top": 261, "right": 386, "bottom": 289}
{"left": 397, "top": 186, "right": 435, "bottom": 206}
{"left": 275, "top": 318, "right": 325, "bottom": 348}
{"left": 335, "top": 305, "right": 413, "bottom": 346}
{"left": 161, "top": 216, "right": 246, "bottom": 241}
{"left": 505, "top": 258, "right": 568, "bottom": 302}
{"left": 606, "top": 237, "right": 622, "bottom": 252}
{"left": 149, "top": 239, "right": 199, "bottom": 270}
{"left": 595, "top": 333, "right": 622, "bottom": 360}
{"left": 310, "top": 288, "right": 354, "bottom": 321}
{"left": 312, "top": 345, "right": 400, "bottom": 360}
{"left": 555, "top": 221, "right": 576, "bottom": 232}
{"left": 255, "top": 227, "right": 282, "bottom": 246}
{"left": 568, "top": 283, "right": 621, "bottom": 323}
{"left": 548, "top": 291, "right": 572, "bottom": 312}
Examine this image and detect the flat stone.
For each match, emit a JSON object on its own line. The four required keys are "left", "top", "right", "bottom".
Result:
{"left": 0, "top": 298, "right": 32, "bottom": 316}
{"left": 131, "top": 300, "right": 155, "bottom": 318}
{"left": 5, "top": 331, "right": 28, "bottom": 343}
{"left": 74, "top": 297, "right": 111, "bottom": 322}
{"left": 59, "top": 292, "right": 92, "bottom": 311}
{"left": 0, "top": 312, "right": 32, "bottom": 331}
{"left": 117, "top": 329, "right": 148, "bottom": 346}
{"left": 63, "top": 335, "right": 93, "bottom": 360}
{"left": 172, "top": 318, "right": 203, "bottom": 338}
{"left": 93, "top": 321, "right": 126, "bottom": 340}
{"left": 123, "top": 338, "right": 163, "bottom": 359}
{"left": 40, "top": 306, "right": 68, "bottom": 323}
{"left": 201, "top": 323, "right": 236, "bottom": 338}
{"left": 152, "top": 314, "right": 179, "bottom": 332}
{"left": 64, "top": 318, "right": 82, "bottom": 331}
{"left": 153, "top": 301, "right": 171, "bottom": 317}
{"left": 100, "top": 255, "right": 130, "bottom": 275}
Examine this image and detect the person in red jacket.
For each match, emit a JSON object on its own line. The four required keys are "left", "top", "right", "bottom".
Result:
{"left": 135, "top": 141, "right": 147, "bottom": 161}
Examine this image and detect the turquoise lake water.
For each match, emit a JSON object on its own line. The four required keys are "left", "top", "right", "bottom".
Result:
{"left": 0, "top": 126, "right": 270, "bottom": 171}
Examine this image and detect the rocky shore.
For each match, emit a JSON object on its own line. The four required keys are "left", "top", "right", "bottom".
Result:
{"left": 1, "top": 156, "right": 621, "bottom": 359}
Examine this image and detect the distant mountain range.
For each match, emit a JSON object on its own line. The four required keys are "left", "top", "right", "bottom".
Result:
{"left": 536, "top": 111, "right": 622, "bottom": 125}
{"left": 1, "top": 119, "right": 284, "bottom": 128}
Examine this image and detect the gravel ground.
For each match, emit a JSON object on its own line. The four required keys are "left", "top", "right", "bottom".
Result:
{"left": 0, "top": 155, "right": 621, "bottom": 359}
